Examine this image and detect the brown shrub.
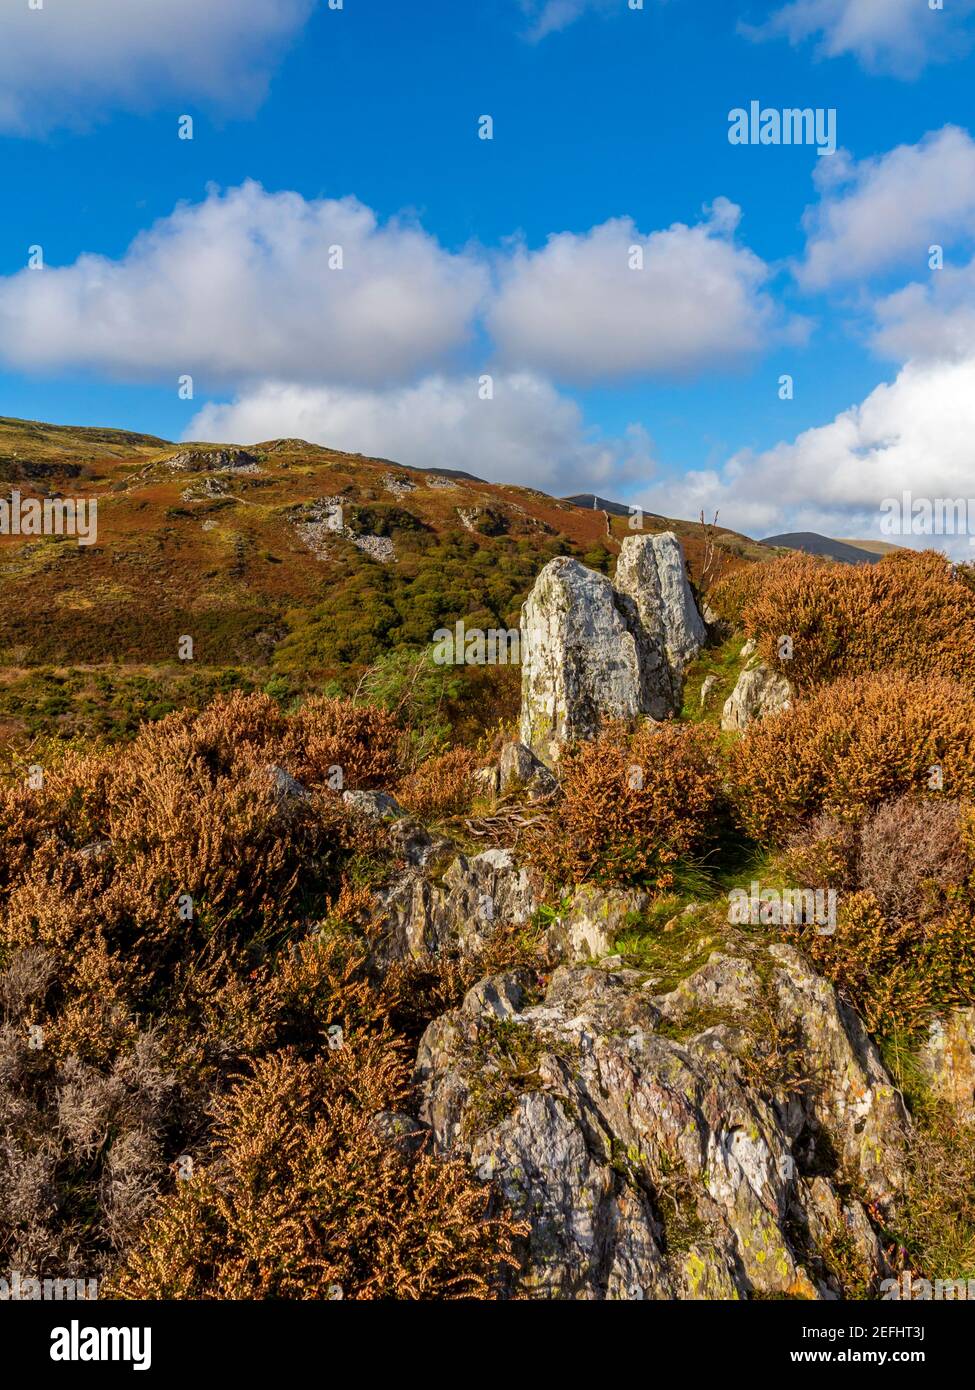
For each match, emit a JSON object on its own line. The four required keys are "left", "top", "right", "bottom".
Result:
{"left": 782, "top": 796, "right": 969, "bottom": 923}
{"left": 856, "top": 798, "right": 968, "bottom": 922}
{"left": 786, "top": 891, "right": 935, "bottom": 1038}
{"left": 0, "top": 1019, "right": 177, "bottom": 1278}
{"left": 731, "top": 549, "right": 975, "bottom": 692}
{"left": 142, "top": 690, "right": 289, "bottom": 767}
{"left": 288, "top": 695, "right": 402, "bottom": 790}
{"left": 707, "top": 559, "right": 778, "bottom": 627}
{"left": 0, "top": 744, "right": 115, "bottom": 895}
{"left": 784, "top": 884, "right": 975, "bottom": 1040}
{"left": 526, "top": 720, "right": 722, "bottom": 890}
{"left": 395, "top": 746, "right": 477, "bottom": 822}
{"left": 106, "top": 1042, "right": 523, "bottom": 1300}
{"left": 731, "top": 673, "right": 975, "bottom": 843}
{"left": 782, "top": 813, "right": 858, "bottom": 891}
{"left": 0, "top": 691, "right": 523, "bottom": 1294}
{"left": 386, "top": 921, "right": 554, "bottom": 1043}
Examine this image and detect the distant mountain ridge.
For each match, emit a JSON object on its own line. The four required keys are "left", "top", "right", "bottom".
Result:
{"left": 761, "top": 532, "right": 881, "bottom": 565}
{"left": 563, "top": 492, "right": 660, "bottom": 520}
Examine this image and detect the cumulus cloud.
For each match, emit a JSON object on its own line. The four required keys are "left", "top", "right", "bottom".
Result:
{"left": 0, "top": 0, "right": 315, "bottom": 134}
{"left": 0, "top": 182, "right": 797, "bottom": 392}
{"left": 797, "top": 126, "right": 975, "bottom": 292}
{"left": 746, "top": 0, "right": 975, "bottom": 78}
{"left": 186, "top": 373, "right": 654, "bottom": 497}
{"left": 649, "top": 357, "right": 975, "bottom": 549}
{"left": 488, "top": 200, "right": 799, "bottom": 383}
{"left": 0, "top": 182, "right": 487, "bottom": 387}
{"left": 872, "top": 256, "right": 975, "bottom": 363}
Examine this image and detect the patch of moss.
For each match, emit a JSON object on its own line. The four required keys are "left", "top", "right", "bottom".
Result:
{"left": 614, "top": 901, "right": 728, "bottom": 992}
{"left": 462, "top": 1019, "right": 575, "bottom": 1141}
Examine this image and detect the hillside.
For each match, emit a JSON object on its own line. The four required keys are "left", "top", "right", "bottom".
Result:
{"left": 834, "top": 537, "right": 914, "bottom": 557}
{"left": 3, "top": 526, "right": 975, "bottom": 1304}
{"left": 0, "top": 415, "right": 770, "bottom": 744}
{"left": 761, "top": 531, "right": 882, "bottom": 565}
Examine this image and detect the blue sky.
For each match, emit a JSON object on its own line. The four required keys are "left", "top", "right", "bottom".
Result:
{"left": 2, "top": 0, "right": 975, "bottom": 542}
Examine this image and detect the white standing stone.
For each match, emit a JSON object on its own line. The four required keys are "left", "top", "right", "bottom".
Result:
{"left": 614, "top": 532, "right": 707, "bottom": 695}
{"left": 518, "top": 534, "right": 708, "bottom": 761}
{"left": 518, "top": 557, "right": 643, "bottom": 764}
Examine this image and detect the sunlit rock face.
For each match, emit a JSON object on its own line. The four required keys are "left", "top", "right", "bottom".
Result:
{"left": 519, "top": 533, "right": 706, "bottom": 763}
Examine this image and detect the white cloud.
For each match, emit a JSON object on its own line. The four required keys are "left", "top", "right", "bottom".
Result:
{"left": 0, "top": 0, "right": 315, "bottom": 134}
{"left": 519, "top": 0, "right": 625, "bottom": 42}
{"left": 488, "top": 201, "right": 799, "bottom": 383}
{"left": 0, "top": 183, "right": 798, "bottom": 392}
{"left": 649, "top": 357, "right": 975, "bottom": 549}
{"left": 797, "top": 126, "right": 975, "bottom": 291}
{"left": 872, "top": 255, "right": 975, "bottom": 362}
{"left": 186, "top": 373, "right": 654, "bottom": 497}
{"left": 747, "top": 0, "right": 975, "bottom": 77}
{"left": 0, "top": 182, "right": 487, "bottom": 387}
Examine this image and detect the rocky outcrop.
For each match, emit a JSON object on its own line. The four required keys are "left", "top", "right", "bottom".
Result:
{"left": 164, "top": 447, "right": 260, "bottom": 473}
{"left": 473, "top": 741, "right": 558, "bottom": 800}
{"left": 266, "top": 764, "right": 314, "bottom": 806}
{"left": 342, "top": 788, "right": 405, "bottom": 821}
{"left": 376, "top": 835, "right": 535, "bottom": 964}
{"left": 293, "top": 497, "right": 395, "bottom": 564}
{"left": 552, "top": 884, "right": 649, "bottom": 963}
{"left": 499, "top": 741, "right": 556, "bottom": 796}
{"left": 518, "top": 558, "right": 645, "bottom": 763}
{"left": 293, "top": 497, "right": 346, "bottom": 559}
{"left": 614, "top": 533, "right": 707, "bottom": 697}
{"left": 721, "top": 663, "right": 794, "bottom": 732}
{"left": 415, "top": 944, "right": 907, "bottom": 1299}
{"left": 699, "top": 674, "right": 719, "bottom": 709}
{"left": 181, "top": 476, "right": 231, "bottom": 502}
{"left": 518, "top": 534, "right": 706, "bottom": 762}
{"left": 383, "top": 473, "right": 417, "bottom": 498}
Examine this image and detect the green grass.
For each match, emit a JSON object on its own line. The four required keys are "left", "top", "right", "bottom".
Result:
{"left": 614, "top": 898, "right": 728, "bottom": 990}
{"left": 681, "top": 631, "right": 746, "bottom": 725}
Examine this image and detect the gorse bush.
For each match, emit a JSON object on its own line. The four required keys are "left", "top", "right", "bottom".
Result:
{"left": 726, "top": 550, "right": 975, "bottom": 692}
{"left": 527, "top": 720, "right": 722, "bottom": 890}
{"left": 732, "top": 673, "right": 975, "bottom": 843}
